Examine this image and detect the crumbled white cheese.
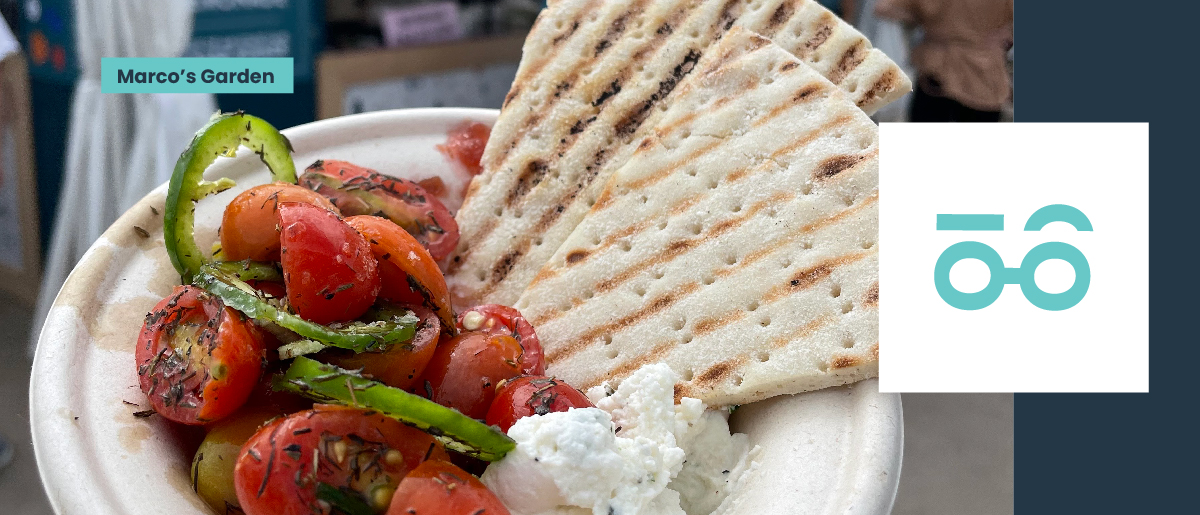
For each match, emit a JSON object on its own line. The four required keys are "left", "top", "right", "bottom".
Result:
{"left": 481, "top": 364, "right": 759, "bottom": 515}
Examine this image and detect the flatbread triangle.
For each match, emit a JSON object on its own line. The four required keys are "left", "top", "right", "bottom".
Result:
{"left": 514, "top": 27, "right": 880, "bottom": 406}
{"left": 445, "top": 0, "right": 908, "bottom": 308}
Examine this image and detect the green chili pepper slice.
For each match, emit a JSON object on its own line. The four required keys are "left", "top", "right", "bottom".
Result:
{"left": 210, "top": 259, "right": 283, "bottom": 282}
{"left": 165, "top": 111, "right": 297, "bottom": 282}
{"left": 193, "top": 264, "right": 417, "bottom": 353}
{"left": 276, "top": 357, "right": 516, "bottom": 461}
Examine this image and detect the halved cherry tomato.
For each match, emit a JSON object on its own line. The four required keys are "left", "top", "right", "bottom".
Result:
{"left": 419, "top": 332, "right": 524, "bottom": 420}
{"left": 437, "top": 121, "right": 490, "bottom": 177}
{"left": 136, "top": 285, "right": 266, "bottom": 425}
{"left": 386, "top": 460, "right": 510, "bottom": 515}
{"left": 376, "top": 259, "right": 427, "bottom": 306}
{"left": 278, "top": 202, "right": 380, "bottom": 324}
{"left": 458, "top": 305, "right": 544, "bottom": 375}
{"left": 234, "top": 405, "right": 450, "bottom": 515}
{"left": 220, "top": 183, "right": 339, "bottom": 262}
{"left": 485, "top": 376, "right": 594, "bottom": 433}
{"left": 320, "top": 306, "right": 440, "bottom": 391}
{"left": 300, "top": 160, "right": 459, "bottom": 260}
{"left": 345, "top": 215, "right": 455, "bottom": 333}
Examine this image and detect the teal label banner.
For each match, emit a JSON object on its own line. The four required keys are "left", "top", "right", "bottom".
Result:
{"left": 101, "top": 58, "right": 294, "bottom": 93}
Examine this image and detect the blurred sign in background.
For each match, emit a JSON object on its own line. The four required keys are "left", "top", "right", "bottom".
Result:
{"left": 15, "top": 0, "right": 539, "bottom": 259}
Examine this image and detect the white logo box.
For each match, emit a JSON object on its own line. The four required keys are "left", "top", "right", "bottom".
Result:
{"left": 878, "top": 123, "right": 1149, "bottom": 393}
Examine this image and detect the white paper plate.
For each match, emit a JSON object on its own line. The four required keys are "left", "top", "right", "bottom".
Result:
{"left": 30, "top": 108, "right": 902, "bottom": 515}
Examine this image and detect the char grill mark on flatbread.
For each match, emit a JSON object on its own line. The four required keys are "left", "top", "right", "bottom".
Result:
{"left": 527, "top": 118, "right": 863, "bottom": 297}
{"left": 764, "top": 0, "right": 796, "bottom": 32}
{"left": 452, "top": 1, "right": 734, "bottom": 291}
{"left": 827, "top": 40, "right": 868, "bottom": 84}
{"left": 802, "top": 12, "right": 835, "bottom": 54}
{"left": 450, "top": 0, "right": 908, "bottom": 307}
{"left": 490, "top": 0, "right": 600, "bottom": 161}
{"left": 863, "top": 282, "right": 879, "bottom": 306}
{"left": 543, "top": 281, "right": 701, "bottom": 363}
{"left": 454, "top": 0, "right": 686, "bottom": 253}
{"left": 517, "top": 29, "right": 882, "bottom": 406}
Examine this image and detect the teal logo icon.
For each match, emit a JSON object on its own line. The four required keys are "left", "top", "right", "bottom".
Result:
{"left": 934, "top": 205, "right": 1092, "bottom": 311}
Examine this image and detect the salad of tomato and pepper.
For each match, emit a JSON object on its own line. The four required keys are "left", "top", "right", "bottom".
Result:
{"left": 134, "top": 113, "right": 594, "bottom": 515}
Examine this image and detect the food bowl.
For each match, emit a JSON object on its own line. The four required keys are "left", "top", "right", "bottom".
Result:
{"left": 30, "top": 108, "right": 902, "bottom": 514}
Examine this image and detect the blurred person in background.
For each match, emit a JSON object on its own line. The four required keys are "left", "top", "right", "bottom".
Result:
{"left": 875, "top": 0, "right": 1013, "bottom": 122}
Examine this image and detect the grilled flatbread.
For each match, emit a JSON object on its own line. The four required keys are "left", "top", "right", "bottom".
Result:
{"left": 446, "top": 0, "right": 908, "bottom": 307}
{"left": 514, "top": 28, "right": 879, "bottom": 406}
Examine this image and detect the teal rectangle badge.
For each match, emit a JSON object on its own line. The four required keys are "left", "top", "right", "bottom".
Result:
{"left": 101, "top": 58, "right": 294, "bottom": 94}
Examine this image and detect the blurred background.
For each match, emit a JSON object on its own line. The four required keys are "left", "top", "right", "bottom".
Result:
{"left": 0, "top": 0, "right": 1012, "bottom": 512}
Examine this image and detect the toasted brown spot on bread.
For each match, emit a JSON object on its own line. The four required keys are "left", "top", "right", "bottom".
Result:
{"left": 547, "top": 281, "right": 700, "bottom": 363}
{"left": 566, "top": 249, "right": 589, "bottom": 264}
{"left": 803, "top": 13, "right": 835, "bottom": 54}
{"left": 695, "top": 357, "right": 744, "bottom": 387}
{"left": 756, "top": 83, "right": 827, "bottom": 128}
{"left": 569, "top": 116, "right": 597, "bottom": 135}
{"left": 554, "top": 81, "right": 572, "bottom": 98}
{"left": 551, "top": 20, "right": 580, "bottom": 45}
{"left": 792, "top": 83, "right": 826, "bottom": 102}
{"left": 764, "top": 251, "right": 871, "bottom": 303}
{"left": 508, "top": 159, "right": 550, "bottom": 205}
{"left": 594, "top": 12, "right": 632, "bottom": 57}
{"left": 864, "top": 282, "right": 879, "bottom": 306}
{"left": 814, "top": 153, "right": 869, "bottom": 180}
{"left": 828, "top": 41, "right": 867, "bottom": 84}
{"left": 503, "top": 86, "right": 521, "bottom": 108}
{"left": 639, "top": 137, "right": 654, "bottom": 150}
{"left": 765, "top": 1, "right": 797, "bottom": 33}
{"left": 780, "top": 61, "right": 800, "bottom": 72}
{"left": 769, "top": 315, "right": 835, "bottom": 349}
{"left": 717, "top": 0, "right": 743, "bottom": 31}
{"left": 492, "top": 249, "right": 523, "bottom": 283}
{"left": 830, "top": 355, "right": 862, "bottom": 369}
{"left": 525, "top": 113, "right": 542, "bottom": 129}
{"left": 869, "top": 343, "right": 879, "bottom": 360}
{"left": 592, "top": 79, "right": 622, "bottom": 107}
{"left": 694, "top": 311, "right": 748, "bottom": 336}
{"left": 858, "top": 68, "right": 900, "bottom": 107}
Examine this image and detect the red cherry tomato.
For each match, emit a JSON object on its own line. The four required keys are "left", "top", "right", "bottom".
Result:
{"left": 220, "top": 182, "right": 339, "bottom": 262}
{"left": 416, "top": 176, "right": 447, "bottom": 197}
{"left": 234, "top": 405, "right": 450, "bottom": 515}
{"left": 278, "top": 202, "right": 380, "bottom": 324}
{"left": 246, "top": 279, "right": 286, "bottom": 300}
{"left": 436, "top": 122, "right": 491, "bottom": 177}
{"left": 346, "top": 215, "right": 456, "bottom": 334}
{"left": 299, "top": 160, "right": 460, "bottom": 261}
{"left": 386, "top": 460, "right": 510, "bottom": 515}
{"left": 457, "top": 305, "right": 544, "bottom": 375}
{"left": 321, "top": 306, "right": 441, "bottom": 391}
{"left": 135, "top": 285, "right": 266, "bottom": 425}
{"left": 485, "top": 376, "right": 594, "bottom": 433}
{"left": 419, "top": 332, "right": 524, "bottom": 420}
